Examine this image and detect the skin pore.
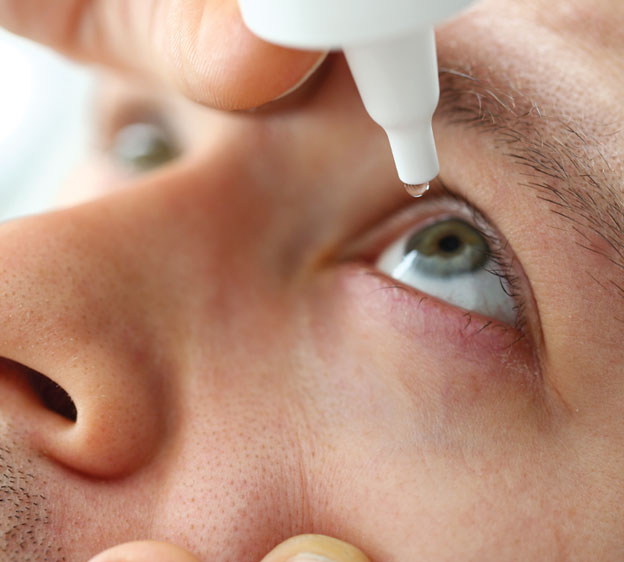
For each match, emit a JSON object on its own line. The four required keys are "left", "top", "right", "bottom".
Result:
{"left": 0, "top": 0, "right": 623, "bottom": 560}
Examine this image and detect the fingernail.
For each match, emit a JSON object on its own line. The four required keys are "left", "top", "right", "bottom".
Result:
{"left": 288, "top": 555, "right": 335, "bottom": 562}
{"left": 261, "top": 534, "right": 370, "bottom": 562}
{"left": 269, "top": 51, "right": 329, "bottom": 102}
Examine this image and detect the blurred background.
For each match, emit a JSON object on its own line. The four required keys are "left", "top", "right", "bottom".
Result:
{"left": 0, "top": 27, "right": 93, "bottom": 221}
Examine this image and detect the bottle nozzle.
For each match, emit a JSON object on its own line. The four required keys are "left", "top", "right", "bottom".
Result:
{"left": 344, "top": 28, "right": 440, "bottom": 185}
{"left": 238, "top": 0, "right": 476, "bottom": 186}
{"left": 386, "top": 123, "right": 439, "bottom": 185}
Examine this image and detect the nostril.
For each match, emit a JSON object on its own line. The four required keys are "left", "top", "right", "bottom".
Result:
{"left": 1, "top": 351, "right": 160, "bottom": 477}
{"left": 0, "top": 358, "right": 77, "bottom": 422}
{"left": 26, "top": 368, "right": 77, "bottom": 422}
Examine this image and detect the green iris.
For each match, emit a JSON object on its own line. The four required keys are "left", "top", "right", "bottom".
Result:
{"left": 111, "top": 122, "right": 179, "bottom": 173}
{"left": 404, "top": 218, "right": 489, "bottom": 277}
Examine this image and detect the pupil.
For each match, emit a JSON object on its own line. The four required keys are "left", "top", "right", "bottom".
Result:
{"left": 402, "top": 218, "right": 489, "bottom": 276}
{"left": 438, "top": 234, "right": 461, "bottom": 253}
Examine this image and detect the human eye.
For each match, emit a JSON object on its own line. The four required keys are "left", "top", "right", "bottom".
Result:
{"left": 108, "top": 120, "right": 180, "bottom": 174}
{"left": 354, "top": 184, "right": 531, "bottom": 334}
{"left": 90, "top": 78, "right": 188, "bottom": 179}
{"left": 376, "top": 210, "right": 517, "bottom": 325}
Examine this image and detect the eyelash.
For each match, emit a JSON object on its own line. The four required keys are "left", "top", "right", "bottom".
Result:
{"left": 370, "top": 186, "right": 529, "bottom": 335}
{"left": 466, "top": 202, "right": 528, "bottom": 333}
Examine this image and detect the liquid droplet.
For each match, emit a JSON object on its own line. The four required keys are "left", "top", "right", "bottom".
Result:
{"left": 404, "top": 182, "right": 430, "bottom": 198}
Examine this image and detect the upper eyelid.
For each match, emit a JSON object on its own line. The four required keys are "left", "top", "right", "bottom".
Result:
{"left": 92, "top": 78, "right": 174, "bottom": 149}
{"left": 97, "top": 105, "right": 171, "bottom": 151}
{"left": 338, "top": 187, "right": 485, "bottom": 262}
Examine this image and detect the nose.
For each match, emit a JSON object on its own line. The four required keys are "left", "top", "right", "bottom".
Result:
{"left": 0, "top": 203, "right": 170, "bottom": 478}
{"left": 0, "top": 61, "right": 387, "bottom": 521}
{"left": 0, "top": 137, "right": 309, "bottom": 480}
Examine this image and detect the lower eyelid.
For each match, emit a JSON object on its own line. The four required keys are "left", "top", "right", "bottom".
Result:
{"left": 339, "top": 262, "right": 534, "bottom": 360}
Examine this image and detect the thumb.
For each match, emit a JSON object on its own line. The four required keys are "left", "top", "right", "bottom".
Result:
{"left": 261, "top": 534, "right": 371, "bottom": 562}
{"left": 0, "top": 0, "right": 325, "bottom": 110}
{"left": 87, "top": 540, "right": 201, "bottom": 562}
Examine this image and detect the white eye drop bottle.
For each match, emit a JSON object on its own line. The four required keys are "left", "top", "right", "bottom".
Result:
{"left": 237, "top": 0, "right": 474, "bottom": 186}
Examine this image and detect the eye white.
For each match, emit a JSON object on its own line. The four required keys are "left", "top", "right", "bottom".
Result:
{"left": 110, "top": 122, "right": 179, "bottom": 173}
{"left": 376, "top": 218, "right": 516, "bottom": 324}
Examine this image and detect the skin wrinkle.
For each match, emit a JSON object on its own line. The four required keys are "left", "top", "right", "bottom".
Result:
{"left": 437, "top": 67, "right": 624, "bottom": 292}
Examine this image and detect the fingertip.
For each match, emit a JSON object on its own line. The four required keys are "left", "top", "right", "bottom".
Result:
{"left": 188, "top": 1, "right": 328, "bottom": 110}
{"left": 266, "top": 50, "right": 329, "bottom": 104}
{"left": 87, "top": 540, "right": 201, "bottom": 562}
{"left": 207, "top": 38, "right": 328, "bottom": 110}
{"left": 261, "top": 534, "right": 371, "bottom": 562}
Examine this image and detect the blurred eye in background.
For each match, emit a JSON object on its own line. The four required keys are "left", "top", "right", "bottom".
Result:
{"left": 0, "top": 28, "right": 92, "bottom": 221}
{"left": 110, "top": 121, "right": 180, "bottom": 174}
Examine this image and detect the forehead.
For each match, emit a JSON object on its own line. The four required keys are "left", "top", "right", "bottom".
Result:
{"left": 441, "top": 0, "right": 624, "bottom": 147}
{"left": 529, "top": 0, "right": 624, "bottom": 52}
{"left": 462, "top": 0, "right": 624, "bottom": 63}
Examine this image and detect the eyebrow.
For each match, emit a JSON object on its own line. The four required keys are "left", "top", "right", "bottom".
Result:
{"left": 435, "top": 67, "right": 624, "bottom": 300}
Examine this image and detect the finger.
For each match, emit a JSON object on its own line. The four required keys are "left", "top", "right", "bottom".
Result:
{"left": 261, "top": 534, "right": 371, "bottom": 562}
{"left": 87, "top": 540, "right": 201, "bottom": 562}
{"left": 0, "top": 0, "right": 325, "bottom": 110}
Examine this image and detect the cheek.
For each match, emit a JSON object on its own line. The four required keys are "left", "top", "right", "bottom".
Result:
{"left": 301, "top": 271, "right": 605, "bottom": 558}
{"left": 321, "top": 263, "right": 546, "bottom": 443}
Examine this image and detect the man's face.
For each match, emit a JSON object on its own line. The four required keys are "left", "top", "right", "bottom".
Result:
{"left": 1, "top": 0, "right": 623, "bottom": 560}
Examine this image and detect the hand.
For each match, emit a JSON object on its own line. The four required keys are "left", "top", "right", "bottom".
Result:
{"left": 87, "top": 534, "right": 371, "bottom": 562}
{"left": 0, "top": 0, "right": 325, "bottom": 110}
